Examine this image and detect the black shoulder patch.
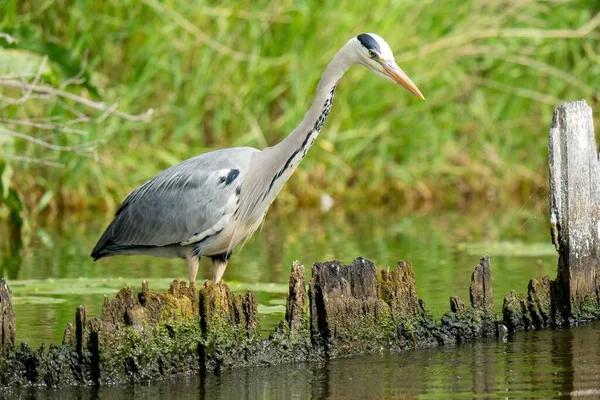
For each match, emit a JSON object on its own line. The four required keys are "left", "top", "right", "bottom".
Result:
{"left": 224, "top": 169, "right": 240, "bottom": 185}
{"left": 357, "top": 33, "right": 380, "bottom": 52}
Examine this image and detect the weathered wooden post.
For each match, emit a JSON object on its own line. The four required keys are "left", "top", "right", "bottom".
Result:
{"left": 549, "top": 100, "right": 600, "bottom": 320}
{"left": 0, "top": 279, "right": 15, "bottom": 347}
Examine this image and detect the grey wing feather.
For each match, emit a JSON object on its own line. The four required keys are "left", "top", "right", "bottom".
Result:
{"left": 92, "top": 147, "right": 258, "bottom": 254}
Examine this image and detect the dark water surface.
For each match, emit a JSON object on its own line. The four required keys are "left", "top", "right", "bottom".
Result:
{"left": 9, "top": 322, "right": 600, "bottom": 399}
{"left": 2, "top": 205, "right": 586, "bottom": 397}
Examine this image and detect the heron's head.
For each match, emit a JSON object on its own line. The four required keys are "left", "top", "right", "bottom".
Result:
{"left": 353, "top": 33, "right": 424, "bottom": 100}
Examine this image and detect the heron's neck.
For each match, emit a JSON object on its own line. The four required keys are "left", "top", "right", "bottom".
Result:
{"left": 258, "top": 48, "right": 353, "bottom": 202}
{"left": 275, "top": 52, "right": 351, "bottom": 157}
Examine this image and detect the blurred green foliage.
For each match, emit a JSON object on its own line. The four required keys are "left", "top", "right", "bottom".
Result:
{"left": 0, "top": 161, "right": 23, "bottom": 278}
{"left": 1, "top": 0, "right": 599, "bottom": 215}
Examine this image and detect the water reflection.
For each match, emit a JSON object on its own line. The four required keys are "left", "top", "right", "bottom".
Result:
{"left": 9, "top": 322, "right": 600, "bottom": 399}
{"left": 1, "top": 206, "right": 557, "bottom": 347}
{"left": 196, "top": 323, "right": 600, "bottom": 398}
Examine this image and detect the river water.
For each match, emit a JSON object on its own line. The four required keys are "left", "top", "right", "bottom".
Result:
{"left": 10, "top": 321, "right": 600, "bottom": 398}
{"left": 4, "top": 204, "right": 593, "bottom": 397}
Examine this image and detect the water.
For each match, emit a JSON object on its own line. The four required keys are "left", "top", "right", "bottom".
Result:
{"left": 1, "top": 205, "right": 576, "bottom": 397}
{"left": 9, "top": 322, "right": 600, "bottom": 398}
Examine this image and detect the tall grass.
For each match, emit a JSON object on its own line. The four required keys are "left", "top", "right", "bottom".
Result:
{"left": 1, "top": 0, "right": 599, "bottom": 215}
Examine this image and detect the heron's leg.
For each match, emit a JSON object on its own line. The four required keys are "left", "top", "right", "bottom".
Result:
{"left": 212, "top": 260, "right": 228, "bottom": 284}
{"left": 210, "top": 252, "right": 231, "bottom": 284}
{"left": 186, "top": 250, "right": 200, "bottom": 285}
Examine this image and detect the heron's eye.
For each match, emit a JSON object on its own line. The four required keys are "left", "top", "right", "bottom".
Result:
{"left": 368, "top": 49, "right": 377, "bottom": 59}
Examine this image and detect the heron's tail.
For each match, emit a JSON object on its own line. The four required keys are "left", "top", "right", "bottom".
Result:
{"left": 91, "top": 239, "right": 158, "bottom": 260}
{"left": 90, "top": 239, "right": 119, "bottom": 260}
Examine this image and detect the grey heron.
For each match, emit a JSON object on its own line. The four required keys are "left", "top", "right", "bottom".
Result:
{"left": 91, "top": 33, "right": 424, "bottom": 285}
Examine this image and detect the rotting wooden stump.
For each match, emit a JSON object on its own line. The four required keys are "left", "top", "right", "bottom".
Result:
{"left": 502, "top": 276, "right": 561, "bottom": 331}
{"left": 267, "top": 261, "right": 312, "bottom": 364}
{"left": 101, "top": 279, "right": 197, "bottom": 326}
{"left": 198, "top": 281, "right": 260, "bottom": 372}
{"left": 86, "top": 279, "right": 200, "bottom": 384}
{"left": 285, "top": 260, "right": 308, "bottom": 334}
{"left": 470, "top": 256, "right": 493, "bottom": 313}
{"left": 309, "top": 258, "right": 391, "bottom": 356}
{"left": 380, "top": 260, "right": 420, "bottom": 320}
{"left": 307, "top": 256, "right": 500, "bottom": 355}
{"left": 0, "top": 255, "right": 507, "bottom": 388}
{"left": 0, "top": 280, "right": 200, "bottom": 387}
{"left": 439, "top": 256, "right": 499, "bottom": 342}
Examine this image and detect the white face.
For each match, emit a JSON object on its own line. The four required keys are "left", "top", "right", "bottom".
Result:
{"left": 354, "top": 33, "right": 424, "bottom": 99}
{"left": 356, "top": 33, "right": 394, "bottom": 81}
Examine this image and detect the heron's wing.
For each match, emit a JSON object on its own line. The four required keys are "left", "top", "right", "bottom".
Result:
{"left": 92, "top": 147, "right": 258, "bottom": 253}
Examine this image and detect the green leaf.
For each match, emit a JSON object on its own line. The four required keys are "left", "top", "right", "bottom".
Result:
{"left": 9, "top": 278, "right": 290, "bottom": 296}
{"left": 0, "top": 161, "right": 11, "bottom": 199}
{"left": 257, "top": 304, "right": 286, "bottom": 314}
{"left": 1, "top": 24, "right": 101, "bottom": 97}
{"left": 32, "top": 190, "right": 54, "bottom": 217}
{"left": 457, "top": 241, "right": 557, "bottom": 257}
{"left": 0, "top": 48, "right": 53, "bottom": 79}
{"left": 12, "top": 296, "right": 67, "bottom": 305}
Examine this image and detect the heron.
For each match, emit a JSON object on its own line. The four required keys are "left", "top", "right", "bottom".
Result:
{"left": 90, "top": 33, "right": 424, "bottom": 285}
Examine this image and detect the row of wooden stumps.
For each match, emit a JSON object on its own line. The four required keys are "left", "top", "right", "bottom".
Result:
{"left": 0, "top": 256, "right": 503, "bottom": 387}
{"left": 0, "top": 252, "right": 589, "bottom": 388}
{"left": 0, "top": 100, "right": 597, "bottom": 388}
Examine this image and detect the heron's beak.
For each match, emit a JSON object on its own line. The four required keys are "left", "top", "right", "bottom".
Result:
{"left": 382, "top": 61, "right": 425, "bottom": 100}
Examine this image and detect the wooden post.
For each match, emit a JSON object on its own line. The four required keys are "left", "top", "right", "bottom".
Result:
{"left": 549, "top": 100, "right": 600, "bottom": 320}
{"left": 285, "top": 261, "right": 308, "bottom": 333}
{"left": 470, "top": 255, "right": 493, "bottom": 313}
{"left": 0, "top": 279, "right": 15, "bottom": 347}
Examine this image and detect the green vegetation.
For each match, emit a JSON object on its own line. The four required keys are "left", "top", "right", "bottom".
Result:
{"left": 1, "top": 0, "right": 599, "bottom": 217}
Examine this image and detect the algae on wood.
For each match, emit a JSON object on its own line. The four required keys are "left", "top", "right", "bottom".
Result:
{"left": 0, "top": 256, "right": 507, "bottom": 388}
{"left": 285, "top": 260, "right": 308, "bottom": 333}
{"left": 527, "top": 276, "right": 553, "bottom": 328}
{"left": 503, "top": 290, "right": 532, "bottom": 331}
{"left": 102, "top": 279, "right": 197, "bottom": 326}
{"left": 501, "top": 274, "right": 565, "bottom": 332}
{"left": 198, "top": 282, "right": 260, "bottom": 372}
{"left": 267, "top": 261, "right": 312, "bottom": 363}
{"left": 87, "top": 279, "right": 200, "bottom": 384}
{"left": 450, "top": 296, "right": 465, "bottom": 313}
{"left": 0, "top": 280, "right": 200, "bottom": 387}
{"left": 440, "top": 256, "right": 499, "bottom": 342}
{"left": 309, "top": 258, "right": 391, "bottom": 357}
{"left": 379, "top": 260, "right": 420, "bottom": 320}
